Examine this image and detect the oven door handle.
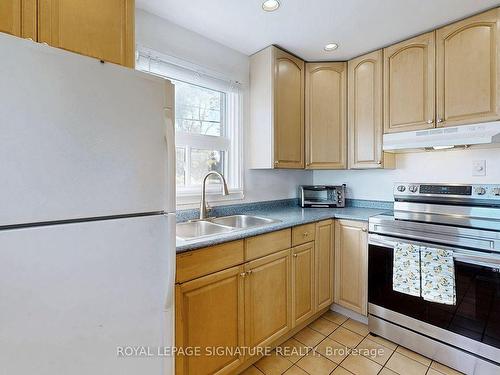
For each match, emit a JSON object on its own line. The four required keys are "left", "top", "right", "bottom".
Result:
{"left": 453, "top": 250, "right": 500, "bottom": 269}
{"left": 369, "top": 234, "right": 500, "bottom": 269}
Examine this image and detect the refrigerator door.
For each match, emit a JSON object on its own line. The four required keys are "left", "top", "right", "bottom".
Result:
{"left": 0, "top": 214, "right": 176, "bottom": 375}
{"left": 0, "top": 34, "right": 175, "bottom": 225}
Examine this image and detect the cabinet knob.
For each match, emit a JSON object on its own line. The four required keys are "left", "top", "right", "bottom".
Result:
{"left": 437, "top": 118, "right": 443, "bottom": 123}
{"left": 240, "top": 272, "right": 246, "bottom": 278}
{"left": 426, "top": 119, "right": 434, "bottom": 124}
{"left": 303, "top": 232, "right": 309, "bottom": 237}
{"left": 293, "top": 254, "right": 298, "bottom": 258}
{"left": 362, "top": 228, "right": 367, "bottom": 232}
{"left": 377, "top": 161, "right": 382, "bottom": 165}
{"left": 246, "top": 270, "right": 253, "bottom": 275}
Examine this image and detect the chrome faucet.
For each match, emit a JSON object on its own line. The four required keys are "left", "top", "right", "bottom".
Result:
{"left": 199, "top": 171, "right": 229, "bottom": 219}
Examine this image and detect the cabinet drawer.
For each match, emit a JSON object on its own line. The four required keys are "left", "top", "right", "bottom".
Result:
{"left": 176, "top": 240, "right": 244, "bottom": 283}
{"left": 292, "top": 223, "right": 316, "bottom": 246}
{"left": 245, "top": 229, "right": 291, "bottom": 261}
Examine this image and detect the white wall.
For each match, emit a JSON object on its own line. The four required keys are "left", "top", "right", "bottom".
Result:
{"left": 136, "top": 9, "right": 249, "bottom": 83}
{"left": 314, "top": 147, "right": 500, "bottom": 201}
{"left": 136, "top": 10, "right": 313, "bottom": 206}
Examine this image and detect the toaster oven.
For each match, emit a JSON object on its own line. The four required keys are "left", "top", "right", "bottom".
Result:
{"left": 299, "top": 185, "right": 346, "bottom": 208}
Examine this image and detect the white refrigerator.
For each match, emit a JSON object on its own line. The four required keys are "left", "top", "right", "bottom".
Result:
{"left": 0, "top": 33, "right": 176, "bottom": 374}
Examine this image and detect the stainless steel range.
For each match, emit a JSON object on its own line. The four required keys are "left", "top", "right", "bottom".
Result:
{"left": 368, "top": 183, "right": 500, "bottom": 375}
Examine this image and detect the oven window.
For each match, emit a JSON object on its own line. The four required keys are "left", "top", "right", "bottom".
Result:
{"left": 369, "top": 244, "right": 500, "bottom": 349}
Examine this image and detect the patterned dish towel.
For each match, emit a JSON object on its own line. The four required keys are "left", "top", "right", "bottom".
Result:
{"left": 421, "top": 246, "right": 456, "bottom": 305}
{"left": 393, "top": 242, "right": 421, "bottom": 297}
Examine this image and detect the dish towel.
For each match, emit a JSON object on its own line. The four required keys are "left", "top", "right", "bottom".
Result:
{"left": 421, "top": 246, "right": 456, "bottom": 305}
{"left": 393, "top": 242, "right": 421, "bottom": 297}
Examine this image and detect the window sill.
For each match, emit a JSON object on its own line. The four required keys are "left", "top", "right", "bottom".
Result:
{"left": 176, "top": 190, "right": 244, "bottom": 209}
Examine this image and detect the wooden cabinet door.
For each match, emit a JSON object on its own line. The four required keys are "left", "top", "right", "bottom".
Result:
{"left": 436, "top": 8, "right": 500, "bottom": 127}
{"left": 0, "top": 0, "right": 36, "bottom": 39}
{"left": 305, "top": 62, "right": 347, "bottom": 169}
{"left": 274, "top": 48, "right": 305, "bottom": 169}
{"left": 245, "top": 249, "right": 292, "bottom": 348}
{"left": 315, "top": 220, "right": 334, "bottom": 310}
{"left": 334, "top": 220, "right": 368, "bottom": 316}
{"left": 176, "top": 266, "right": 245, "bottom": 375}
{"left": 384, "top": 32, "right": 436, "bottom": 133}
{"left": 38, "top": 0, "right": 135, "bottom": 67}
{"left": 292, "top": 242, "right": 315, "bottom": 327}
{"left": 348, "top": 50, "right": 393, "bottom": 169}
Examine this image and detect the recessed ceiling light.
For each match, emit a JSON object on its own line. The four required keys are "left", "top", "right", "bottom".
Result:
{"left": 324, "top": 43, "right": 339, "bottom": 52}
{"left": 262, "top": 0, "right": 280, "bottom": 12}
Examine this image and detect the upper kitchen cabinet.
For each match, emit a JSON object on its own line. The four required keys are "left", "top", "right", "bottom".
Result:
{"left": 38, "top": 0, "right": 135, "bottom": 68}
{"left": 383, "top": 32, "right": 436, "bottom": 133}
{"left": 0, "top": 0, "right": 37, "bottom": 39}
{"left": 249, "top": 46, "right": 305, "bottom": 169}
{"left": 436, "top": 8, "right": 500, "bottom": 127}
{"left": 305, "top": 62, "right": 347, "bottom": 169}
{"left": 348, "top": 50, "right": 394, "bottom": 169}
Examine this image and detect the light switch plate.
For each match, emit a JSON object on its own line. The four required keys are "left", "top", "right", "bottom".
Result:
{"left": 472, "top": 160, "right": 486, "bottom": 176}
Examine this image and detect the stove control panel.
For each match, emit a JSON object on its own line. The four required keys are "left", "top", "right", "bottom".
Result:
{"left": 394, "top": 183, "right": 500, "bottom": 201}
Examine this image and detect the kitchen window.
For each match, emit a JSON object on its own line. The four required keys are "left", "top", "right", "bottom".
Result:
{"left": 136, "top": 49, "right": 243, "bottom": 205}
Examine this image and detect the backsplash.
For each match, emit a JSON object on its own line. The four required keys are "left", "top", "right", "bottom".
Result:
{"left": 314, "top": 147, "right": 500, "bottom": 201}
{"left": 176, "top": 198, "right": 299, "bottom": 222}
{"left": 176, "top": 198, "right": 392, "bottom": 222}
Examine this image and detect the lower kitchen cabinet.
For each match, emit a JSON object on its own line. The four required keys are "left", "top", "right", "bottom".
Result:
{"left": 315, "top": 219, "right": 335, "bottom": 310}
{"left": 244, "top": 249, "right": 292, "bottom": 349}
{"left": 175, "top": 265, "right": 245, "bottom": 375}
{"left": 334, "top": 219, "right": 368, "bottom": 316}
{"left": 291, "top": 242, "right": 315, "bottom": 326}
{"left": 174, "top": 219, "right": 339, "bottom": 374}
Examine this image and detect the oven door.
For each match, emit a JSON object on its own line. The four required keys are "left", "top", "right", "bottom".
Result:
{"left": 369, "top": 233, "right": 500, "bottom": 363}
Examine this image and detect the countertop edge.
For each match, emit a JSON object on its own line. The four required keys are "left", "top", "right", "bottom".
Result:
{"left": 176, "top": 208, "right": 387, "bottom": 253}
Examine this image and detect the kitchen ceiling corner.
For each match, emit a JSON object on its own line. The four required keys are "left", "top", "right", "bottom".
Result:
{"left": 136, "top": 0, "right": 500, "bottom": 60}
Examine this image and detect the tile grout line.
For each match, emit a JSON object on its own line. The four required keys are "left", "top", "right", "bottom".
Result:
{"left": 327, "top": 315, "right": 416, "bottom": 375}
{"left": 266, "top": 313, "right": 452, "bottom": 375}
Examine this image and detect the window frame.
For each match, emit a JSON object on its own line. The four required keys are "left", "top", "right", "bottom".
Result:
{"left": 135, "top": 49, "right": 244, "bottom": 206}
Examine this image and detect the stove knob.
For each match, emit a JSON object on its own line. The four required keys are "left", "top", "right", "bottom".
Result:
{"left": 492, "top": 188, "right": 500, "bottom": 196}
{"left": 397, "top": 185, "right": 406, "bottom": 192}
{"left": 475, "top": 187, "right": 486, "bottom": 196}
{"left": 409, "top": 185, "right": 418, "bottom": 193}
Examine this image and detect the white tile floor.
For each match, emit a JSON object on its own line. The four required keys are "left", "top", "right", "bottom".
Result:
{"left": 240, "top": 311, "right": 463, "bottom": 375}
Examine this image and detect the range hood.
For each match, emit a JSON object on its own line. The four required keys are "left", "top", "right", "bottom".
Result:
{"left": 383, "top": 122, "right": 500, "bottom": 152}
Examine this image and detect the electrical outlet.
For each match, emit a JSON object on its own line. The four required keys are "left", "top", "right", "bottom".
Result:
{"left": 472, "top": 160, "right": 486, "bottom": 176}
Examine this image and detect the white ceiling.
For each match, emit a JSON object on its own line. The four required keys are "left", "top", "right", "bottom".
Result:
{"left": 136, "top": 0, "right": 500, "bottom": 61}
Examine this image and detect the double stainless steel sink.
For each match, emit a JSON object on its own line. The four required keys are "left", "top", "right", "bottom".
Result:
{"left": 176, "top": 215, "right": 281, "bottom": 240}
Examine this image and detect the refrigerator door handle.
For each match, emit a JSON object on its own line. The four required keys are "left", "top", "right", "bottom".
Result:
{"left": 163, "top": 81, "right": 176, "bottom": 213}
{"left": 163, "top": 212, "right": 177, "bottom": 311}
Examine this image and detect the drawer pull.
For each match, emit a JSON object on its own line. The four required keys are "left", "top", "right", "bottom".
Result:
{"left": 303, "top": 232, "right": 309, "bottom": 237}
